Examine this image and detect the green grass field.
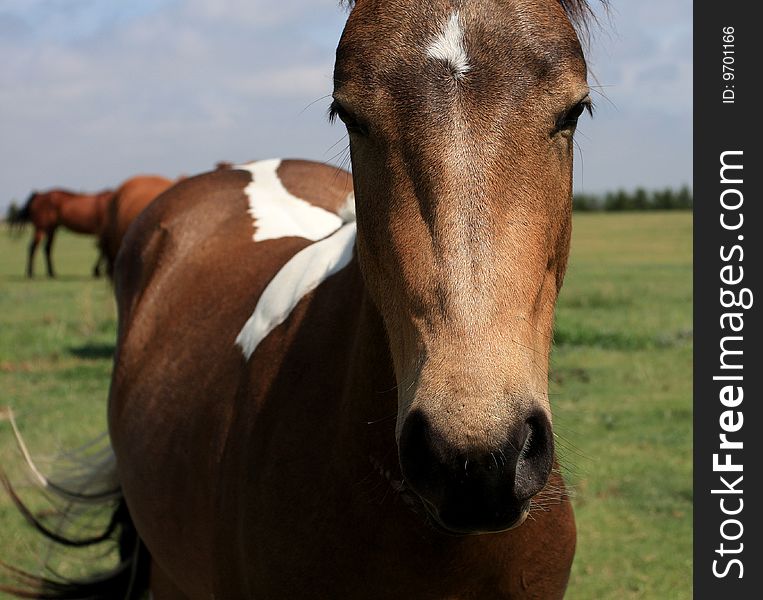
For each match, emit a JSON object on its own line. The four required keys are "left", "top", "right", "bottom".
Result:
{"left": 0, "top": 212, "right": 692, "bottom": 598}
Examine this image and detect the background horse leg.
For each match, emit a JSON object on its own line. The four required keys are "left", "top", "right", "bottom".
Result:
{"left": 44, "top": 228, "right": 57, "bottom": 278}
{"left": 27, "top": 229, "right": 43, "bottom": 278}
{"left": 93, "top": 251, "right": 104, "bottom": 278}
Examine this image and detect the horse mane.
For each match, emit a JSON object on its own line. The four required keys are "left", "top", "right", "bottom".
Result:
{"left": 558, "top": 0, "right": 601, "bottom": 30}
{"left": 557, "top": 0, "right": 607, "bottom": 43}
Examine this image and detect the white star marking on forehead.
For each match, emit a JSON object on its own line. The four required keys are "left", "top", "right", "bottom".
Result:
{"left": 426, "top": 11, "right": 470, "bottom": 80}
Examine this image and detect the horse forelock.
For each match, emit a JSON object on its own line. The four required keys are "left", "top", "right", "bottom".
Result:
{"left": 339, "top": 0, "right": 603, "bottom": 33}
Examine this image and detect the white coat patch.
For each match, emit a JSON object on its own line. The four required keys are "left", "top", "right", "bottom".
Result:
{"left": 426, "top": 11, "right": 470, "bottom": 79}
{"left": 235, "top": 221, "right": 357, "bottom": 360}
{"left": 234, "top": 162, "right": 357, "bottom": 360}
{"left": 238, "top": 159, "right": 344, "bottom": 242}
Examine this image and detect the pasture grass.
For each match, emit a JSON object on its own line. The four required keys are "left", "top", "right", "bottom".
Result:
{"left": 0, "top": 213, "right": 692, "bottom": 598}
{"left": 555, "top": 212, "right": 692, "bottom": 599}
{"left": 0, "top": 230, "right": 118, "bottom": 586}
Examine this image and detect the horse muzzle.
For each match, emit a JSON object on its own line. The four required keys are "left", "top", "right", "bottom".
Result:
{"left": 398, "top": 408, "right": 553, "bottom": 535}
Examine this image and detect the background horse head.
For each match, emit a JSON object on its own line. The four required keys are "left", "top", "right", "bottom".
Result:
{"left": 333, "top": 0, "right": 592, "bottom": 533}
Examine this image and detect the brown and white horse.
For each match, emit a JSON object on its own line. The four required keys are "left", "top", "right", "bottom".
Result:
{"left": 2, "top": 0, "right": 597, "bottom": 597}
{"left": 97, "top": 174, "right": 177, "bottom": 277}
{"left": 7, "top": 188, "right": 114, "bottom": 277}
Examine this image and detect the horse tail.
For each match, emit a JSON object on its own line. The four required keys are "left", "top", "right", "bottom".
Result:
{"left": 95, "top": 187, "right": 121, "bottom": 280}
{"left": 6, "top": 192, "right": 35, "bottom": 233}
{"left": 0, "top": 412, "right": 150, "bottom": 599}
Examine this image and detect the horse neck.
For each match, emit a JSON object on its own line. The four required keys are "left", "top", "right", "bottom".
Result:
{"left": 333, "top": 262, "right": 400, "bottom": 477}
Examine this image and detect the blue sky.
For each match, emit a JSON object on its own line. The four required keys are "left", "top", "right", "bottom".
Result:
{"left": 0, "top": 0, "right": 691, "bottom": 210}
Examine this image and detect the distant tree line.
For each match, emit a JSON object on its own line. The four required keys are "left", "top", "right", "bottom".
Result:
{"left": 573, "top": 186, "right": 693, "bottom": 211}
{"left": 4, "top": 187, "right": 694, "bottom": 224}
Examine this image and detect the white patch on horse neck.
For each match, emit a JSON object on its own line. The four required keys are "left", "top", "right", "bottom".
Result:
{"left": 235, "top": 160, "right": 358, "bottom": 359}
{"left": 338, "top": 191, "right": 356, "bottom": 223}
{"left": 235, "top": 220, "right": 357, "bottom": 360}
{"left": 426, "top": 11, "right": 470, "bottom": 79}
{"left": 237, "top": 159, "right": 344, "bottom": 242}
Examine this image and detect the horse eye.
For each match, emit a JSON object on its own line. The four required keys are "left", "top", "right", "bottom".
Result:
{"left": 555, "top": 97, "right": 593, "bottom": 134}
{"left": 329, "top": 100, "right": 368, "bottom": 136}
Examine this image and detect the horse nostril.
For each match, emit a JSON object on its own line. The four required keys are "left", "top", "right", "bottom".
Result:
{"left": 398, "top": 407, "right": 554, "bottom": 533}
{"left": 521, "top": 416, "right": 548, "bottom": 459}
{"left": 513, "top": 411, "right": 554, "bottom": 501}
{"left": 398, "top": 410, "right": 446, "bottom": 495}
{"left": 462, "top": 454, "right": 499, "bottom": 481}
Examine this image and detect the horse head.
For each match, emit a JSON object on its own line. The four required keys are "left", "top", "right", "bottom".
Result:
{"left": 334, "top": 0, "right": 592, "bottom": 534}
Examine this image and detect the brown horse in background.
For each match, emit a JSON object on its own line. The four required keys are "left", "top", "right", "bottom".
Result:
{"left": 8, "top": 188, "right": 114, "bottom": 278}
{"left": 98, "top": 175, "right": 175, "bottom": 277}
